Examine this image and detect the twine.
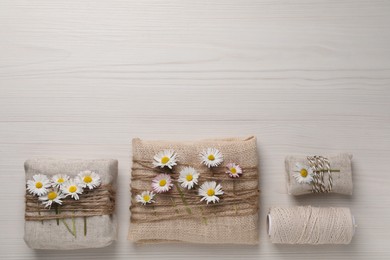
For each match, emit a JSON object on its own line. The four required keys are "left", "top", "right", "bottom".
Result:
{"left": 307, "top": 155, "right": 333, "bottom": 193}
{"left": 25, "top": 185, "right": 115, "bottom": 221}
{"left": 130, "top": 159, "right": 259, "bottom": 224}
{"left": 268, "top": 206, "right": 355, "bottom": 245}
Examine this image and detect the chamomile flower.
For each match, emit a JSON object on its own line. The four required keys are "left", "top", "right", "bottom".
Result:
{"left": 76, "top": 170, "right": 101, "bottom": 190}
{"left": 293, "top": 162, "right": 314, "bottom": 184}
{"left": 39, "top": 190, "right": 64, "bottom": 208}
{"left": 136, "top": 191, "right": 155, "bottom": 205}
{"left": 27, "top": 174, "right": 51, "bottom": 196}
{"left": 226, "top": 163, "right": 243, "bottom": 178}
{"left": 178, "top": 166, "right": 200, "bottom": 189}
{"left": 151, "top": 174, "right": 173, "bottom": 193}
{"left": 61, "top": 180, "right": 84, "bottom": 200}
{"left": 153, "top": 149, "right": 178, "bottom": 169}
{"left": 51, "top": 174, "right": 70, "bottom": 188}
{"left": 199, "top": 181, "right": 224, "bottom": 204}
{"left": 200, "top": 148, "right": 223, "bottom": 168}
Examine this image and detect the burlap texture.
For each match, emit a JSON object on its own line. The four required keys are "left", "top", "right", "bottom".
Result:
{"left": 285, "top": 153, "right": 353, "bottom": 196}
{"left": 128, "top": 136, "right": 259, "bottom": 244}
{"left": 24, "top": 158, "right": 118, "bottom": 250}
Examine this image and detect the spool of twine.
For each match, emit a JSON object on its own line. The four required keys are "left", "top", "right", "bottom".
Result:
{"left": 268, "top": 206, "right": 356, "bottom": 244}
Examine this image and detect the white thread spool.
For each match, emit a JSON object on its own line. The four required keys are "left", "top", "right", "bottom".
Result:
{"left": 267, "top": 206, "right": 356, "bottom": 244}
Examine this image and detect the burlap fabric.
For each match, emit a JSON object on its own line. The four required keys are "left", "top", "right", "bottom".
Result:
{"left": 128, "top": 136, "right": 259, "bottom": 244}
{"left": 285, "top": 153, "right": 353, "bottom": 196}
{"left": 24, "top": 158, "right": 118, "bottom": 250}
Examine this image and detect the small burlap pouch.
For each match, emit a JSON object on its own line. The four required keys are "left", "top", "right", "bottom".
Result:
{"left": 285, "top": 153, "right": 353, "bottom": 196}
{"left": 128, "top": 136, "right": 260, "bottom": 244}
{"left": 24, "top": 158, "right": 118, "bottom": 250}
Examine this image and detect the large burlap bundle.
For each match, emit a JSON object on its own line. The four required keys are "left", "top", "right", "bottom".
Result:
{"left": 285, "top": 153, "right": 353, "bottom": 196}
{"left": 24, "top": 158, "right": 118, "bottom": 250}
{"left": 128, "top": 136, "right": 259, "bottom": 244}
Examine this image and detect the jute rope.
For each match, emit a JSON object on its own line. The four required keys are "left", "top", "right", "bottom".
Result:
{"left": 268, "top": 206, "right": 355, "bottom": 244}
{"left": 25, "top": 185, "right": 115, "bottom": 221}
{"left": 130, "top": 160, "right": 259, "bottom": 224}
{"left": 307, "top": 155, "right": 333, "bottom": 193}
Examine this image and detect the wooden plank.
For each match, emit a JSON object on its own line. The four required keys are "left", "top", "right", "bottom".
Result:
{"left": 0, "top": 0, "right": 389, "bottom": 258}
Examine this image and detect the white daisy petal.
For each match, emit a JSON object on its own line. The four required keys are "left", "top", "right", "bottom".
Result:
{"left": 198, "top": 181, "right": 224, "bottom": 204}
{"left": 293, "top": 163, "right": 314, "bottom": 184}
{"left": 178, "top": 166, "right": 200, "bottom": 189}
{"left": 152, "top": 149, "right": 178, "bottom": 169}
{"left": 136, "top": 191, "right": 155, "bottom": 205}
{"left": 39, "top": 190, "right": 64, "bottom": 208}
{"left": 51, "top": 174, "right": 70, "bottom": 188}
{"left": 226, "top": 163, "right": 243, "bottom": 178}
{"left": 27, "top": 174, "right": 51, "bottom": 196}
{"left": 75, "top": 170, "right": 101, "bottom": 190}
{"left": 200, "top": 148, "right": 223, "bottom": 168}
{"left": 152, "top": 174, "right": 173, "bottom": 193}
{"left": 61, "top": 180, "right": 84, "bottom": 200}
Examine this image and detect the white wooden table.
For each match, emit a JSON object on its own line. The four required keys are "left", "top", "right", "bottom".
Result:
{"left": 1, "top": 0, "right": 390, "bottom": 259}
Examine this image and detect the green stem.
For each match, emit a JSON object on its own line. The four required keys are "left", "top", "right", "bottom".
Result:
{"left": 57, "top": 206, "right": 76, "bottom": 237}
{"left": 55, "top": 206, "right": 59, "bottom": 226}
{"left": 317, "top": 169, "right": 340, "bottom": 173}
{"left": 174, "top": 182, "right": 192, "bottom": 215}
{"left": 84, "top": 216, "right": 87, "bottom": 236}
{"left": 294, "top": 169, "right": 340, "bottom": 173}
{"left": 199, "top": 207, "right": 208, "bottom": 225}
{"left": 72, "top": 211, "right": 76, "bottom": 238}
{"left": 37, "top": 201, "right": 43, "bottom": 225}
{"left": 233, "top": 181, "right": 238, "bottom": 215}
{"left": 171, "top": 198, "right": 179, "bottom": 214}
{"left": 152, "top": 205, "right": 157, "bottom": 216}
{"left": 60, "top": 219, "right": 76, "bottom": 237}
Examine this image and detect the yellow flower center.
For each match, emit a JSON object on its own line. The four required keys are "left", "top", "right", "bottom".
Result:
{"left": 57, "top": 178, "right": 64, "bottom": 183}
{"left": 35, "top": 182, "right": 43, "bottom": 189}
{"left": 159, "top": 179, "right": 167, "bottom": 187}
{"left": 83, "top": 176, "right": 92, "bottom": 183}
{"left": 143, "top": 195, "right": 150, "bottom": 202}
{"left": 161, "top": 156, "right": 170, "bottom": 164}
{"left": 207, "top": 154, "right": 215, "bottom": 161}
{"left": 47, "top": 191, "right": 57, "bottom": 200}
{"left": 186, "top": 174, "right": 193, "bottom": 181}
{"left": 230, "top": 168, "right": 237, "bottom": 174}
{"left": 69, "top": 185, "right": 77, "bottom": 193}
{"left": 300, "top": 169, "right": 308, "bottom": 178}
{"left": 207, "top": 189, "right": 215, "bottom": 196}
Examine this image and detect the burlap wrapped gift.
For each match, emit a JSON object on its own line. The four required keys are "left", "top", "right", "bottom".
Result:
{"left": 285, "top": 153, "right": 353, "bottom": 196}
{"left": 128, "top": 136, "right": 260, "bottom": 244}
{"left": 24, "top": 158, "right": 118, "bottom": 250}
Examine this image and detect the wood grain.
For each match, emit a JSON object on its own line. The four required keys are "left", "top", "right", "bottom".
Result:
{"left": 1, "top": 0, "right": 390, "bottom": 259}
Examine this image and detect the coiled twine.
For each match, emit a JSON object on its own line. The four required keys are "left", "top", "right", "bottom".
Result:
{"left": 268, "top": 206, "right": 355, "bottom": 244}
